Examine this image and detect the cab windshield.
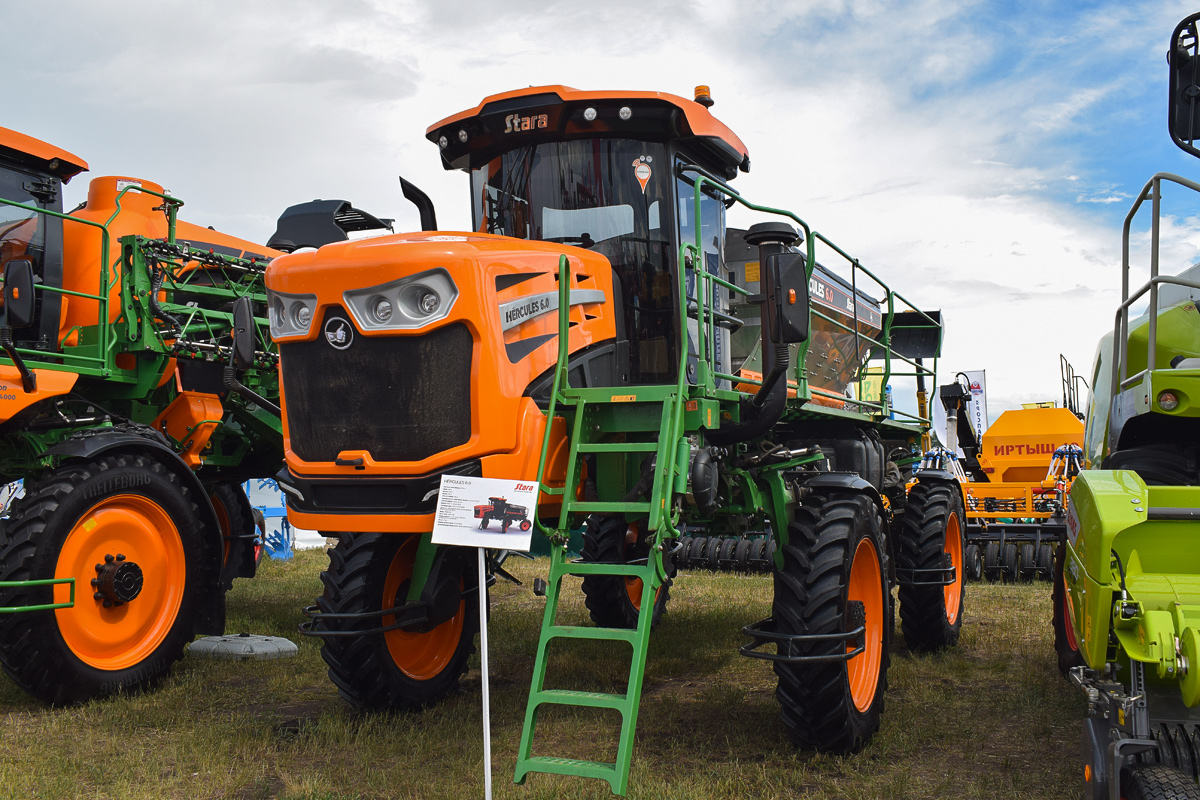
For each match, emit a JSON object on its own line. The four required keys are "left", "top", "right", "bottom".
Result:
{"left": 472, "top": 139, "right": 676, "bottom": 383}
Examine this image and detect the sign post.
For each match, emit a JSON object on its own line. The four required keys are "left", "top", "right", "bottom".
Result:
{"left": 477, "top": 546, "right": 491, "bottom": 800}
{"left": 432, "top": 473, "right": 539, "bottom": 800}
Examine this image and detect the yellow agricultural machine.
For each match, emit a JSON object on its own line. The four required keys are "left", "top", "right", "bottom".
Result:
{"left": 269, "top": 85, "right": 956, "bottom": 794}
{"left": 914, "top": 372, "right": 1084, "bottom": 584}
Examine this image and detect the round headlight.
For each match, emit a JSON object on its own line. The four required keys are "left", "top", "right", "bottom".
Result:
{"left": 271, "top": 296, "right": 286, "bottom": 327}
{"left": 294, "top": 304, "right": 312, "bottom": 328}
{"left": 619, "top": 106, "right": 632, "bottom": 120}
{"left": 583, "top": 107, "right": 597, "bottom": 121}
{"left": 1159, "top": 390, "right": 1180, "bottom": 411}
{"left": 438, "top": 135, "right": 449, "bottom": 149}
{"left": 371, "top": 296, "right": 393, "bottom": 323}
{"left": 416, "top": 288, "right": 440, "bottom": 315}
{"left": 458, "top": 129, "right": 469, "bottom": 143}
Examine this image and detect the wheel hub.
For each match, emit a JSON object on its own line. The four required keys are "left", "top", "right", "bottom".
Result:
{"left": 92, "top": 554, "right": 144, "bottom": 607}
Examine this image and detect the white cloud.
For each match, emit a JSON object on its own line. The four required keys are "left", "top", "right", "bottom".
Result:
{"left": 4, "top": 0, "right": 1199, "bottom": 420}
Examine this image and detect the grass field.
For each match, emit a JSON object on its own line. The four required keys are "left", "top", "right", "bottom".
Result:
{"left": 0, "top": 550, "right": 1083, "bottom": 799}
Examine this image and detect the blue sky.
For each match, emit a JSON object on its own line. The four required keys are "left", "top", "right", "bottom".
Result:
{"left": 4, "top": 0, "right": 1199, "bottom": 420}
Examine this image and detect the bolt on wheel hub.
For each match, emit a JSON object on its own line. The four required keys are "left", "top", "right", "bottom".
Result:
{"left": 91, "top": 553, "right": 144, "bottom": 607}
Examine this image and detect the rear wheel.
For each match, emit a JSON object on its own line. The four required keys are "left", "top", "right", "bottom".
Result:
{"left": 316, "top": 533, "right": 477, "bottom": 710}
{"left": 897, "top": 481, "right": 965, "bottom": 652}
{"left": 773, "top": 492, "right": 890, "bottom": 753}
{"left": 1052, "top": 541, "right": 1085, "bottom": 676}
{"left": 581, "top": 516, "right": 670, "bottom": 629}
{"left": 1120, "top": 763, "right": 1200, "bottom": 799}
{"left": 0, "top": 454, "right": 215, "bottom": 704}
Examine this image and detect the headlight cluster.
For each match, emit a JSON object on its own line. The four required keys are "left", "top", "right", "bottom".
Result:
{"left": 343, "top": 268, "right": 458, "bottom": 331}
{"left": 267, "top": 289, "right": 318, "bottom": 340}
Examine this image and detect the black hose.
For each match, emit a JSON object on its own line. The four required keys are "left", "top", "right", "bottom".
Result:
{"left": 148, "top": 265, "right": 183, "bottom": 335}
{"left": 223, "top": 365, "right": 281, "bottom": 417}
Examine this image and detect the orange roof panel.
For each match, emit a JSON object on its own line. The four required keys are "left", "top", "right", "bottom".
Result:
{"left": 0, "top": 127, "right": 87, "bottom": 179}
{"left": 427, "top": 84, "right": 748, "bottom": 162}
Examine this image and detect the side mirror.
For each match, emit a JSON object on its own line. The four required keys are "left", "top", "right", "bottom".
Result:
{"left": 1169, "top": 12, "right": 1200, "bottom": 158}
{"left": 2, "top": 259, "right": 36, "bottom": 329}
{"left": 231, "top": 296, "right": 256, "bottom": 371}
{"left": 767, "top": 252, "right": 809, "bottom": 343}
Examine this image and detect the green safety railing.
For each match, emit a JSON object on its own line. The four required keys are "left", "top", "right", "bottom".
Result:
{"left": 0, "top": 577, "right": 75, "bottom": 613}
{"left": 0, "top": 185, "right": 182, "bottom": 379}
{"left": 678, "top": 164, "right": 939, "bottom": 429}
{"left": 0, "top": 187, "right": 275, "bottom": 385}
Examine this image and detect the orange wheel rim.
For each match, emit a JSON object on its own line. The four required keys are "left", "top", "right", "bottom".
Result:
{"left": 620, "top": 522, "right": 660, "bottom": 611}
{"left": 383, "top": 537, "right": 465, "bottom": 680}
{"left": 847, "top": 537, "right": 884, "bottom": 713}
{"left": 943, "top": 511, "right": 963, "bottom": 624}
{"left": 53, "top": 495, "right": 185, "bottom": 670}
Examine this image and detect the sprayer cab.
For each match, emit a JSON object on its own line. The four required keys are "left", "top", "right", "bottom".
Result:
{"left": 425, "top": 84, "right": 777, "bottom": 385}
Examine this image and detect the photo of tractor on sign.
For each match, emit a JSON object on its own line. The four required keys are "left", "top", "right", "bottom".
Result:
{"left": 474, "top": 496, "right": 532, "bottom": 533}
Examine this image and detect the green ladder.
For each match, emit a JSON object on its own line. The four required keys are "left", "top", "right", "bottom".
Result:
{"left": 512, "top": 541, "right": 660, "bottom": 795}
{"left": 514, "top": 256, "right": 685, "bottom": 795}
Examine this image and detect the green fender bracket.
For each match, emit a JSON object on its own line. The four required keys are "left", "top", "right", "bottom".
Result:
{"left": 0, "top": 578, "right": 75, "bottom": 613}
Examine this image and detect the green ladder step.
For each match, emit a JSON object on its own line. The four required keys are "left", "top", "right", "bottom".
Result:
{"left": 531, "top": 689, "right": 628, "bottom": 710}
{"left": 514, "top": 756, "right": 620, "bottom": 785}
{"left": 574, "top": 441, "right": 659, "bottom": 453}
{"left": 569, "top": 501, "right": 652, "bottom": 514}
{"left": 557, "top": 561, "right": 653, "bottom": 578}
{"left": 545, "top": 624, "right": 639, "bottom": 644}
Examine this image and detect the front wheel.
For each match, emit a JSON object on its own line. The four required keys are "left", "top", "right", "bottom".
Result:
{"left": 896, "top": 481, "right": 965, "bottom": 652}
{"left": 1120, "top": 763, "right": 1200, "bottom": 800}
{"left": 580, "top": 516, "right": 670, "bottom": 629}
{"left": 0, "top": 454, "right": 216, "bottom": 704}
{"left": 316, "top": 533, "right": 477, "bottom": 710}
{"left": 773, "top": 492, "right": 891, "bottom": 753}
{"left": 1052, "top": 541, "right": 1085, "bottom": 676}
{"left": 211, "top": 482, "right": 257, "bottom": 588}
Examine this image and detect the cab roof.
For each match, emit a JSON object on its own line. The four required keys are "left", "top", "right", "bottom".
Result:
{"left": 426, "top": 85, "right": 750, "bottom": 179}
{"left": 0, "top": 127, "right": 88, "bottom": 182}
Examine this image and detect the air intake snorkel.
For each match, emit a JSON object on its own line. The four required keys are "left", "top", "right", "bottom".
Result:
{"left": 706, "top": 222, "right": 809, "bottom": 446}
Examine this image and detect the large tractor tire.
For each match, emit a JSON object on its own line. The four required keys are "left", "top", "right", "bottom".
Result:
{"left": 896, "top": 481, "right": 965, "bottom": 652}
{"left": 1052, "top": 541, "right": 1085, "bottom": 676}
{"left": 211, "top": 482, "right": 257, "bottom": 589}
{"left": 0, "top": 454, "right": 216, "bottom": 704}
{"left": 316, "top": 532, "right": 477, "bottom": 710}
{"left": 1120, "top": 763, "right": 1200, "bottom": 800}
{"left": 581, "top": 516, "right": 671, "bottom": 629}
{"left": 773, "top": 492, "right": 891, "bottom": 753}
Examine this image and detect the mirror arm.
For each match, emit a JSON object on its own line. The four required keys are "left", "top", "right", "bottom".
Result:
{"left": 0, "top": 327, "right": 37, "bottom": 393}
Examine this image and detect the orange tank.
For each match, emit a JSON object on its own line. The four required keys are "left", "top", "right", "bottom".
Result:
{"left": 59, "top": 176, "right": 275, "bottom": 346}
{"left": 976, "top": 408, "right": 1084, "bottom": 483}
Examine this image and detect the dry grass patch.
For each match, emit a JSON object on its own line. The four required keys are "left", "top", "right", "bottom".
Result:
{"left": 0, "top": 551, "right": 1080, "bottom": 799}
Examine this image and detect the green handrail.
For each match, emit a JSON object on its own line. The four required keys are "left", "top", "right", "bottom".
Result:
{"left": 0, "top": 578, "right": 75, "bottom": 614}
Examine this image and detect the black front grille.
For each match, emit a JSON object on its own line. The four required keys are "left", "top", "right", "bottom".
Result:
{"left": 281, "top": 309, "right": 472, "bottom": 463}
{"left": 284, "top": 460, "right": 482, "bottom": 515}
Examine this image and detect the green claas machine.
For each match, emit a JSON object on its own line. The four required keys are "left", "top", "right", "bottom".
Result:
{"left": 1056, "top": 13, "right": 1200, "bottom": 799}
{"left": 0, "top": 126, "right": 282, "bottom": 704}
{"left": 270, "top": 84, "right": 958, "bottom": 795}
